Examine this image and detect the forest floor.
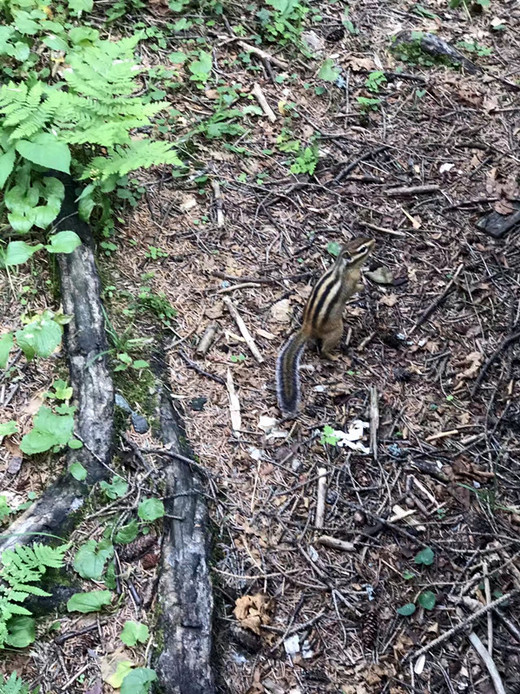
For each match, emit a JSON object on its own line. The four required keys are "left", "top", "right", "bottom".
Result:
{"left": 2, "top": 0, "right": 520, "bottom": 692}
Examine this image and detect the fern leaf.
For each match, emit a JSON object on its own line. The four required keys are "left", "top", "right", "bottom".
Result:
{"left": 81, "top": 141, "right": 182, "bottom": 180}
{"left": 1, "top": 671, "right": 30, "bottom": 694}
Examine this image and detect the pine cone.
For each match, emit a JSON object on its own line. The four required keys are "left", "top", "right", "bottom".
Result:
{"left": 361, "top": 610, "right": 378, "bottom": 650}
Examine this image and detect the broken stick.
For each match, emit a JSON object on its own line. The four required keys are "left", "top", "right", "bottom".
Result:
{"left": 224, "top": 297, "right": 264, "bottom": 363}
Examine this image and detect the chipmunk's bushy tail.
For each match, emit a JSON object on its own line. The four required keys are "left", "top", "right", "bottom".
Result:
{"left": 275, "top": 330, "right": 308, "bottom": 417}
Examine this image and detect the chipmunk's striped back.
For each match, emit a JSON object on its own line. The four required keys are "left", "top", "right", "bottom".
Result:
{"left": 276, "top": 238, "right": 375, "bottom": 417}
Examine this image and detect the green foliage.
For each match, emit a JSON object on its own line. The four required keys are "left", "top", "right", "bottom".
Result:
{"left": 414, "top": 547, "right": 435, "bottom": 566}
{"left": 100, "top": 476, "right": 128, "bottom": 500}
{"left": 396, "top": 602, "right": 416, "bottom": 616}
{"left": 356, "top": 96, "right": 381, "bottom": 112}
{"left": 390, "top": 32, "right": 455, "bottom": 68}
{"left": 20, "top": 404, "right": 75, "bottom": 455}
{"left": 69, "top": 461, "right": 87, "bottom": 481}
{"left": 290, "top": 144, "right": 319, "bottom": 175}
{"left": 0, "top": 542, "right": 67, "bottom": 648}
{"left": 318, "top": 59, "right": 340, "bottom": 82}
{"left": 138, "top": 498, "right": 164, "bottom": 521}
{"left": 0, "top": 672, "right": 35, "bottom": 694}
{"left": 188, "top": 50, "right": 213, "bottom": 84}
{"left": 121, "top": 668, "right": 157, "bottom": 694}
{"left": 456, "top": 39, "right": 492, "bottom": 56}
{"left": 327, "top": 241, "right": 342, "bottom": 257}
{"left": 67, "top": 589, "right": 112, "bottom": 613}
{"left": 364, "top": 71, "right": 387, "bottom": 93}
{"left": 257, "top": 0, "right": 309, "bottom": 51}
{"left": 0, "top": 421, "right": 18, "bottom": 438}
{"left": 73, "top": 539, "right": 114, "bottom": 580}
{"left": 320, "top": 425, "right": 341, "bottom": 446}
{"left": 418, "top": 590, "right": 436, "bottom": 610}
{"left": 115, "top": 519, "right": 139, "bottom": 544}
{"left": 120, "top": 620, "right": 149, "bottom": 647}
{"left": 230, "top": 353, "right": 246, "bottom": 363}
{"left": 1, "top": 309, "right": 69, "bottom": 365}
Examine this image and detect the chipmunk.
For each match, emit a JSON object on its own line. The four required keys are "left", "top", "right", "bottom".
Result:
{"left": 276, "top": 237, "right": 375, "bottom": 417}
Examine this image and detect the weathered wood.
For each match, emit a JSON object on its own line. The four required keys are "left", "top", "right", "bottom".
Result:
{"left": 154, "top": 387, "right": 214, "bottom": 694}
{"left": 0, "top": 174, "right": 113, "bottom": 553}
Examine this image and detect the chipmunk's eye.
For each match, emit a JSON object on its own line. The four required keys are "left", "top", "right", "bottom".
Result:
{"left": 357, "top": 245, "right": 368, "bottom": 254}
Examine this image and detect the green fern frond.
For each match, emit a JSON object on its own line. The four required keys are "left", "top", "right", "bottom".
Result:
{"left": 1, "top": 671, "right": 33, "bottom": 694}
{"left": 81, "top": 140, "right": 182, "bottom": 180}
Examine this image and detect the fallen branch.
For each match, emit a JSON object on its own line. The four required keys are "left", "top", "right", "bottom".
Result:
{"left": 211, "top": 179, "right": 224, "bottom": 228}
{"left": 153, "top": 387, "right": 215, "bottom": 694}
{"left": 224, "top": 297, "right": 264, "bottom": 363}
{"left": 179, "top": 349, "right": 225, "bottom": 386}
{"left": 237, "top": 40, "right": 288, "bottom": 69}
{"left": 252, "top": 82, "right": 277, "bottom": 122}
{"left": 468, "top": 631, "right": 506, "bottom": 694}
{"left": 472, "top": 330, "right": 520, "bottom": 395}
{"left": 315, "top": 468, "right": 327, "bottom": 529}
{"left": 0, "top": 173, "right": 113, "bottom": 553}
{"left": 334, "top": 145, "right": 389, "bottom": 184}
{"left": 405, "top": 590, "right": 518, "bottom": 663}
{"left": 385, "top": 184, "right": 440, "bottom": 196}
{"left": 410, "top": 263, "right": 463, "bottom": 335}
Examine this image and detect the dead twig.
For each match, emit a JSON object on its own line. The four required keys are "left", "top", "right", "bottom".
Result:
{"left": 196, "top": 323, "right": 220, "bottom": 356}
{"left": 226, "top": 368, "right": 241, "bottom": 437}
{"left": 468, "top": 631, "right": 506, "bottom": 694}
{"left": 334, "top": 145, "right": 389, "bottom": 184}
{"left": 317, "top": 535, "right": 355, "bottom": 552}
{"left": 472, "top": 330, "right": 520, "bottom": 395}
{"left": 410, "top": 264, "right": 463, "bottom": 335}
{"left": 178, "top": 349, "right": 225, "bottom": 386}
{"left": 252, "top": 82, "right": 277, "bottom": 123}
{"left": 224, "top": 297, "right": 264, "bottom": 363}
{"left": 315, "top": 468, "right": 327, "bottom": 529}
{"left": 405, "top": 590, "right": 518, "bottom": 662}
{"left": 385, "top": 184, "right": 440, "bottom": 196}
{"left": 211, "top": 179, "right": 224, "bottom": 228}
{"left": 370, "top": 385, "right": 379, "bottom": 461}
{"left": 237, "top": 40, "right": 288, "bottom": 69}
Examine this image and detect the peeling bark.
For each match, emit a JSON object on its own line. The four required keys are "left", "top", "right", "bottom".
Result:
{"left": 0, "top": 174, "right": 113, "bottom": 553}
{"left": 154, "top": 388, "right": 214, "bottom": 694}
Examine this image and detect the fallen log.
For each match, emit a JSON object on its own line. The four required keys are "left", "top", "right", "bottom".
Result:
{"left": 0, "top": 173, "right": 114, "bottom": 552}
{"left": 153, "top": 386, "right": 214, "bottom": 694}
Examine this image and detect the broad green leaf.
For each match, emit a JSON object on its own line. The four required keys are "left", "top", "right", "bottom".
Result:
{"left": 13, "top": 41, "right": 31, "bottom": 62}
{"left": 13, "top": 10, "right": 40, "bottom": 35}
{"left": 318, "top": 59, "right": 340, "bottom": 82}
{"left": 414, "top": 547, "right": 435, "bottom": 566}
{"left": 396, "top": 602, "right": 416, "bottom": 616}
{"left": 115, "top": 520, "right": 139, "bottom": 544}
{"left": 107, "top": 662, "right": 134, "bottom": 689}
{"left": 68, "top": 438, "right": 83, "bottom": 449}
{"left": 42, "top": 35, "right": 69, "bottom": 51}
{"left": 120, "top": 621, "right": 149, "bottom": 647}
{"left": 169, "top": 51, "right": 187, "bottom": 64}
{"left": 189, "top": 50, "right": 212, "bottom": 81}
{"left": 138, "top": 498, "right": 164, "bottom": 521}
{"left": 20, "top": 405, "right": 74, "bottom": 454}
{"left": 0, "top": 147, "right": 15, "bottom": 189}
{"left": 0, "top": 333, "right": 14, "bottom": 369}
{"left": 16, "top": 312, "right": 62, "bottom": 360}
{"left": 3, "top": 240, "right": 43, "bottom": 267}
{"left": 16, "top": 134, "right": 71, "bottom": 174}
{"left": 418, "top": 591, "right": 436, "bottom": 610}
{"left": 52, "top": 379, "right": 73, "bottom": 400}
{"left": 67, "top": 0, "right": 94, "bottom": 12}
{"left": 131, "top": 360, "right": 149, "bottom": 369}
{"left": 327, "top": 241, "right": 341, "bottom": 257}
{"left": 121, "top": 668, "right": 157, "bottom": 694}
{"left": 46, "top": 231, "right": 82, "bottom": 254}
{"left": 0, "top": 421, "right": 18, "bottom": 438}
{"left": 68, "top": 26, "right": 99, "bottom": 44}
{"left": 67, "top": 590, "right": 112, "bottom": 613}
{"left": 100, "top": 476, "right": 128, "bottom": 500}
{"left": 73, "top": 539, "right": 114, "bottom": 580}
{"left": 69, "top": 461, "right": 87, "bottom": 481}
{"left": 6, "top": 616, "right": 35, "bottom": 647}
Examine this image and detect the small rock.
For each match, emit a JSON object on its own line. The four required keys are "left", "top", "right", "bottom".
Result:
{"left": 115, "top": 393, "right": 132, "bottom": 413}
{"left": 190, "top": 396, "right": 207, "bottom": 411}
{"left": 131, "top": 412, "right": 149, "bottom": 434}
{"left": 301, "top": 30, "right": 324, "bottom": 54}
{"left": 366, "top": 267, "right": 394, "bottom": 285}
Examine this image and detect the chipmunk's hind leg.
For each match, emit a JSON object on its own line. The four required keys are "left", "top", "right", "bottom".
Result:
{"left": 318, "top": 322, "right": 343, "bottom": 361}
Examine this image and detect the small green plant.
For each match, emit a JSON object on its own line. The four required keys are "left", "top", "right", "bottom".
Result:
{"left": 456, "top": 39, "right": 492, "bottom": 56}
{"left": 120, "top": 620, "right": 149, "bottom": 647}
{"left": 0, "top": 542, "right": 68, "bottom": 648}
{"left": 320, "top": 425, "right": 341, "bottom": 446}
{"left": 318, "top": 59, "right": 340, "bottom": 82}
{"left": 20, "top": 403, "right": 80, "bottom": 456}
{"left": 188, "top": 50, "right": 213, "bottom": 84}
{"left": 74, "top": 538, "right": 114, "bottom": 580}
{"left": 100, "top": 475, "right": 128, "bottom": 500}
{"left": 364, "top": 71, "right": 387, "bottom": 93}
{"left": 230, "top": 353, "right": 247, "bottom": 363}
{"left": 290, "top": 144, "right": 319, "bottom": 175}
{"left": 145, "top": 246, "right": 169, "bottom": 260}
{"left": 356, "top": 96, "right": 381, "bottom": 112}
{"left": 256, "top": 0, "right": 310, "bottom": 52}
{"left": 135, "top": 286, "right": 178, "bottom": 327}
{"left": 327, "top": 241, "right": 342, "bottom": 257}
{"left": 138, "top": 498, "right": 165, "bottom": 521}
{"left": 0, "top": 672, "right": 36, "bottom": 693}
{"left": 414, "top": 547, "right": 435, "bottom": 566}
